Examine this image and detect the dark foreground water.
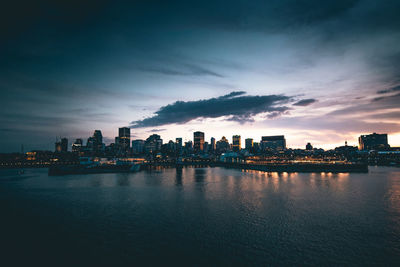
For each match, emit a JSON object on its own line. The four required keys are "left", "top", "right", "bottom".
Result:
{"left": 1, "top": 167, "right": 400, "bottom": 266}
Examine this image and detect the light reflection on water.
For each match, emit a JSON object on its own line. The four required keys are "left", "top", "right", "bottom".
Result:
{"left": 0, "top": 166, "right": 399, "bottom": 265}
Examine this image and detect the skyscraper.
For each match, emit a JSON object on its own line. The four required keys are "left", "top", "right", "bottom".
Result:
{"left": 144, "top": 134, "right": 163, "bottom": 153}
{"left": 216, "top": 136, "right": 230, "bottom": 153}
{"left": 176, "top": 138, "right": 182, "bottom": 153}
{"left": 232, "top": 135, "right": 241, "bottom": 152}
{"left": 93, "top": 130, "right": 103, "bottom": 152}
{"left": 210, "top": 137, "right": 216, "bottom": 152}
{"left": 193, "top": 131, "right": 205, "bottom": 152}
{"left": 118, "top": 127, "right": 131, "bottom": 153}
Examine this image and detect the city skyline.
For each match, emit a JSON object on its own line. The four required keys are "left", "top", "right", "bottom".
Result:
{"left": 48, "top": 128, "right": 393, "bottom": 153}
{"left": 1, "top": 1, "right": 400, "bottom": 152}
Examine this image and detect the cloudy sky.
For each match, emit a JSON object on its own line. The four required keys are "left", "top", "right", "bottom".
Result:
{"left": 1, "top": 0, "right": 400, "bottom": 152}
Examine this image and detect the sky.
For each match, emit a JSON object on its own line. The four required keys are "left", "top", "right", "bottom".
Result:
{"left": 1, "top": 0, "right": 400, "bottom": 152}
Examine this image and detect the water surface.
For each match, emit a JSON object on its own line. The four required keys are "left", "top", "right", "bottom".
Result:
{"left": 1, "top": 167, "right": 399, "bottom": 266}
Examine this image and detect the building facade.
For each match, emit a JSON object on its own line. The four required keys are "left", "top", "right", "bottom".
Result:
{"left": 260, "top": 135, "right": 286, "bottom": 151}
{"left": 232, "top": 135, "right": 241, "bottom": 152}
{"left": 118, "top": 127, "right": 131, "bottom": 153}
{"left": 358, "top": 133, "right": 389, "bottom": 150}
{"left": 193, "top": 131, "right": 205, "bottom": 153}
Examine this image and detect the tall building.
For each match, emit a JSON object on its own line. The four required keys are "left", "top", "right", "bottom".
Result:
{"left": 132, "top": 139, "right": 145, "bottom": 154}
{"left": 245, "top": 138, "right": 253, "bottom": 150}
{"left": 261, "top": 135, "right": 286, "bottom": 151}
{"left": 118, "top": 127, "right": 131, "bottom": 153}
{"left": 93, "top": 130, "right": 103, "bottom": 152}
{"left": 232, "top": 135, "right": 241, "bottom": 152}
{"left": 216, "top": 136, "right": 230, "bottom": 153}
{"left": 175, "top": 138, "right": 182, "bottom": 153}
{"left": 210, "top": 137, "right": 216, "bottom": 152}
{"left": 55, "top": 137, "right": 68, "bottom": 152}
{"left": 358, "top": 133, "right": 389, "bottom": 150}
{"left": 193, "top": 131, "right": 205, "bottom": 152}
{"left": 144, "top": 134, "right": 163, "bottom": 153}
{"left": 176, "top": 137, "right": 182, "bottom": 148}
{"left": 72, "top": 138, "right": 83, "bottom": 153}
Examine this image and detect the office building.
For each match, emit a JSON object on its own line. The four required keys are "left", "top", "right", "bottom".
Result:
{"left": 216, "top": 136, "right": 230, "bottom": 152}
{"left": 210, "top": 137, "right": 216, "bottom": 151}
{"left": 261, "top": 135, "right": 286, "bottom": 151}
{"left": 194, "top": 131, "right": 205, "bottom": 152}
{"left": 119, "top": 127, "right": 131, "bottom": 152}
{"left": 232, "top": 135, "right": 241, "bottom": 152}
{"left": 144, "top": 134, "right": 163, "bottom": 153}
{"left": 358, "top": 133, "right": 389, "bottom": 150}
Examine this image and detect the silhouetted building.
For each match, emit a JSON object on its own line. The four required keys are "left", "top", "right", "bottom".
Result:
{"left": 210, "top": 137, "right": 216, "bottom": 152}
{"left": 119, "top": 127, "right": 131, "bottom": 153}
{"left": 204, "top": 142, "right": 209, "bottom": 153}
{"left": 253, "top": 142, "right": 260, "bottom": 152}
{"left": 306, "top": 142, "right": 313, "bottom": 150}
{"left": 216, "top": 136, "right": 230, "bottom": 153}
{"left": 144, "top": 134, "right": 163, "bottom": 153}
{"left": 261, "top": 135, "right": 286, "bottom": 151}
{"left": 176, "top": 138, "right": 182, "bottom": 153}
{"left": 245, "top": 138, "right": 253, "bottom": 150}
{"left": 132, "top": 139, "right": 145, "bottom": 154}
{"left": 232, "top": 135, "right": 241, "bottom": 152}
{"left": 167, "top": 140, "right": 176, "bottom": 153}
{"left": 55, "top": 137, "right": 68, "bottom": 152}
{"left": 358, "top": 133, "right": 389, "bottom": 151}
{"left": 194, "top": 131, "right": 205, "bottom": 153}
{"left": 335, "top": 141, "right": 358, "bottom": 155}
{"left": 72, "top": 138, "right": 83, "bottom": 153}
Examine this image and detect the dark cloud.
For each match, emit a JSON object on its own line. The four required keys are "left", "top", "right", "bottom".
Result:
{"left": 137, "top": 63, "right": 224, "bottom": 78}
{"left": 148, "top": 129, "right": 166, "bottom": 133}
{"left": 372, "top": 92, "right": 400, "bottom": 103}
{"left": 131, "top": 92, "right": 292, "bottom": 128}
{"left": 377, "top": 85, "right": 400, "bottom": 94}
{"left": 293, "top": 99, "right": 317, "bottom": 106}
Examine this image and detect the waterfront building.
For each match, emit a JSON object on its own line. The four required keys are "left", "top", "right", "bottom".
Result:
{"left": 260, "top": 135, "right": 286, "bottom": 151}
{"left": 358, "top": 133, "right": 389, "bottom": 151}
{"left": 194, "top": 131, "right": 205, "bottom": 153}
{"left": 232, "top": 135, "right": 241, "bottom": 152}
